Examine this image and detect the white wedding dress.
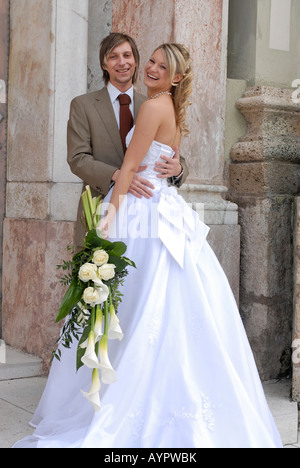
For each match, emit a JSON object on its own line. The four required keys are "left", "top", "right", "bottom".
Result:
{"left": 14, "top": 129, "right": 282, "bottom": 448}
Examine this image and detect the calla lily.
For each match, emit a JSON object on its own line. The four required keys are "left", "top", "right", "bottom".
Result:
{"left": 81, "top": 331, "right": 101, "bottom": 369}
{"left": 94, "top": 307, "right": 103, "bottom": 342}
{"left": 99, "top": 335, "right": 117, "bottom": 384}
{"left": 96, "top": 282, "right": 110, "bottom": 304}
{"left": 108, "top": 304, "right": 124, "bottom": 341}
{"left": 81, "top": 368, "right": 101, "bottom": 412}
{"left": 93, "top": 275, "right": 105, "bottom": 287}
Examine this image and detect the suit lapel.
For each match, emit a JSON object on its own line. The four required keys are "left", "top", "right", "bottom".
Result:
{"left": 94, "top": 87, "right": 147, "bottom": 160}
{"left": 94, "top": 88, "right": 124, "bottom": 160}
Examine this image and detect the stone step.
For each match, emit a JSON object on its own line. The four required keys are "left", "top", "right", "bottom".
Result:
{"left": 263, "top": 379, "right": 299, "bottom": 446}
{"left": 0, "top": 343, "right": 42, "bottom": 381}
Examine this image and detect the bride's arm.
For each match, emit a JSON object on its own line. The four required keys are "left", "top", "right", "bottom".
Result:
{"left": 98, "top": 100, "right": 162, "bottom": 234}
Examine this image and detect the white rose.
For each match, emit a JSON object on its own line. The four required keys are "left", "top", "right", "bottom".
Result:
{"left": 92, "top": 249, "right": 109, "bottom": 266}
{"left": 78, "top": 263, "right": 98, "bottom": 283}
{"left": 83, "top": 284, "right": 109, "bottom": 307}
{"left": 83, "top": 287, "right": 100, "bottom": 306}
{"left": 98, "top": 264, "right": 116, "bottom": 281}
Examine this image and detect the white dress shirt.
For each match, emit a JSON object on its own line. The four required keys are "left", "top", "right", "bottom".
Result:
{"left": 107, "top": 82, "right": 134, "bottom": 129}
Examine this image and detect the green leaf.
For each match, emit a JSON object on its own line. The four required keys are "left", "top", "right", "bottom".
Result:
{"left": 55, "top": 277, "right": 84, "bottom": 323}
{"left": 108, "top": 255, "right": 130, "bottom": 273}
{"left": 122, "top": 256, "right": 136, "bottom": 268}
{"left": 108, "top": 242, "right": 127, "bottom": 257}
{"left": 85, "top": 229, "right": 104, "bottom": 248}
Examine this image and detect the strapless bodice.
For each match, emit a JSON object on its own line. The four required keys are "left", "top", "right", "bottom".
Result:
{"left": 124, "top": 126, "right": 209, "bottom": 268}
{"left": 126, "top": 127, "right": 175, "bottom": 189}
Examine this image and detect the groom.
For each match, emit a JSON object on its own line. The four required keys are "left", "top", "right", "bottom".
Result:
{"left": 67, "top": 33, "right": 188, "bottom": 245}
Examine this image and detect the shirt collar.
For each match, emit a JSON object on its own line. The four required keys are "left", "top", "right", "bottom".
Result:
{"left": 107, "top": 82, "right": 134, "bottom": 104}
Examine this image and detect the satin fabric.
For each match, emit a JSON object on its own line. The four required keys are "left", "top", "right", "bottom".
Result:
{"left": 13, "top": 134, "right": 282, "bottom": 448}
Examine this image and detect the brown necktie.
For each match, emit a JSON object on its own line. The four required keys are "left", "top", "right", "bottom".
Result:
{"left": 118, "top": 94, "right": 133, "bottom": 153}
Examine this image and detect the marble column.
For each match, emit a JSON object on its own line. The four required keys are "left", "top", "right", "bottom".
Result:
{"left": 2, "top": 0, "right": 89, "bottom": 370}
{"left": 0, "top": 0, "right": 9, "bottom": 338}
{"left": 230, "top": 86, "right": 300, "bottom": 380}
{"left": 112, "top": 0, "right": 240, "bottom": 300}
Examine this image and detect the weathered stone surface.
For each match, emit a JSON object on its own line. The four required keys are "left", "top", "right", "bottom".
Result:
{"left": 237, "top": 196, "right": 294, "bottom": 299}
{"left": 231, "top": 86, "right": 300, "bottom": 164}
{"left": 2, "top": 219, "right": 75, "bottom": 372}
{"left": 7, "top": 0, "right": 88, "bottom": 221}
{"left": 7, "top": 0, "right": 53, "bottom": 183}
{"left": 235, "top": 195, "right": 294, "bottom": 379}
{"left": 229, "top": 85, "right": 300, "bottom": 380}
{"left": 6, "top": 182, "right": 50, "bottom": 220}
{"left": 292, "top": 198, "right": 300, "bottom": 401}
{"left": 230, "top": 161, "right": 300, "bottom": 196}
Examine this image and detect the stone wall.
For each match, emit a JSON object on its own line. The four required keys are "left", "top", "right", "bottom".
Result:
{"left": 230, "top": 86, "right": 300, "bottom": 380}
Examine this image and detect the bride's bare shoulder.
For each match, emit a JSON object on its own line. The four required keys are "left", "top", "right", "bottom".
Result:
{"left": 139, "top": 96, "right": 172, "bottom": 115}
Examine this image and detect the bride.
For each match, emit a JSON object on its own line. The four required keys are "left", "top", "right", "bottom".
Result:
{"left": 14, "top": 43, "right": 282, "bottom": 449}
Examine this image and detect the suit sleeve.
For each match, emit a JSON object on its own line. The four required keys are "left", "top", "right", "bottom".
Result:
{"left": 67, "top": 97, "right": 118, "bottom": 196}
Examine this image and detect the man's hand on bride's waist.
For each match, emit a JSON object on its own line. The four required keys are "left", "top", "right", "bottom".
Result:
{"left": 111, "top": 166, "right": 155, "bottom": 199}
{"left": 128, "top": 166, "right": 155, "bottom": 199}
{"left": 154, "top": 147, "right": 183, "bottom": 180}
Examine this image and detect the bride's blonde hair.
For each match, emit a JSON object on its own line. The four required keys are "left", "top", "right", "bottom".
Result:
{"left": 154, "top": 43, "right": 193, "bottom": 136}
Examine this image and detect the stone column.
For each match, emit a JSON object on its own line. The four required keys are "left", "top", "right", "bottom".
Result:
{"left": 2, "top": 0, "right": 88, "bottom": 370}
{"left": 0, "top": 0, "right": 9, "bottom": 338}
{"left": 112, "top": 0, "right": 240, "bottom": 300}
{"left": 230, "top": 86, "right": 300, "bottom": 380}
{"left": 293, "top": 197, "right": 300, "bottom": 401}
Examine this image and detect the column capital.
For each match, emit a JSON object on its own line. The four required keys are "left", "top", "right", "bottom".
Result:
{"left": 230, "top": 85, "right": 300, "bottom": 196}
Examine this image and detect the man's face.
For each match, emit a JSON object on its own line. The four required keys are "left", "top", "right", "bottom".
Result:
{"left": 104, "top": 41, "right": 137, "bottom": 91}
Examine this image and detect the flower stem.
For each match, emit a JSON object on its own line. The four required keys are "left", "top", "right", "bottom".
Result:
{"left": 86, "top": 186, "right": 96, "bottom": 228}
{"left": 82, "top": 191, "right": 93, "bottom": 231}
{"left": 90, "top": 306, "right": 96, "bottom": 331}
{"left": 104, "top": 300, "right": 109, "bottom": 336}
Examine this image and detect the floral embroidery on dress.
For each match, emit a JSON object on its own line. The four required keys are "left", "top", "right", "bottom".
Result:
{"left": 128, "top": 404, "right": 145, "bottom": 440}
{"left": 160, "top": 395, "right": 216, "bottom": 433}
{"left": 201, "top": 394, "right": 216, "bottom": 432}
{"left": 148, "top": 308, "right": 162, "bottom": 346}
{"left": 128, "top": 394, "right": 217, "bottom": 440}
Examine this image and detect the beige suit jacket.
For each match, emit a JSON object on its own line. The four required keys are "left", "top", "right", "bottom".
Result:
{"left": 67, "top": 86, "right": 188, "bottom": 245}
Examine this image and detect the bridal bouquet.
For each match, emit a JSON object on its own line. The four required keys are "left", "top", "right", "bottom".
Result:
{"left": 53, "top": 186, "right": 135, "bottom": 411}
